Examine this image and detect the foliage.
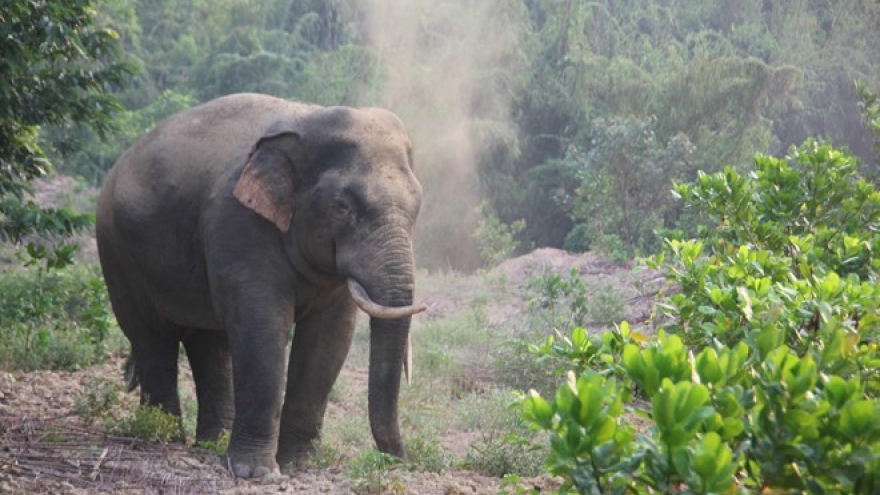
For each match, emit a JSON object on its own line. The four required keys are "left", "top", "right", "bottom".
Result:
{"left": 0, "top": 263, "right": 115, "bottom": 371}
{"left": 50, "top": 90, "right": 197, "bottom": 184}
{"left": 564, "top": 118, "right": 695, "bottom": 257}
{"left": 859, "top": 82, "right": 880, "bottom": 175}
{"left": 485, "top": 0, "right": 880, "bottom": 260}
{"left": 463, "top": 430, "right": 545, "bottom": 479}
{"left": 194, "top": 431, "right": 232, "bottom": 454}
{"left": 108, "top": 404, "right": 184, "bottom": 443}
{"left": 0, "top": 0, "right": 135, "bottom": 268}
{"left": 456, "top": 391, "right": 547, "bottom": 478}
{"left": 348, "top": 451, "right": 405, "bottom": 495}
{"left": 74, "top": 377, "right": 125, "bottom": 426}
{"left": 520, "top": 142, "right": 880, "bottom": 494}
{"left": 526, "top": 267, "right": 624, "bottom": 330}
{"left": 661, "top": 141, "right": 880, "bottom": 350}
{"left": 527, "top": 268, "right": 591, "bottom": 328}
{"left": 472, "top": 201, "right": 526, "bottom": 268}
{"left": 74, "top": 377, "right": 189, "bottom": 446}
{"left": 400, "top": 434, "right": 450, "bottom": 474}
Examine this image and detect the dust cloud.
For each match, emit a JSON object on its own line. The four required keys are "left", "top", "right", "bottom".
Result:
{"left": 362, "top": 0, "right": 526, "bottom": 270}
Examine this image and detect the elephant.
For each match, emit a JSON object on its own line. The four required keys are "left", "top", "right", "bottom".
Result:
{"left": 95, "top": 93, "right": 425, "bottom": 478}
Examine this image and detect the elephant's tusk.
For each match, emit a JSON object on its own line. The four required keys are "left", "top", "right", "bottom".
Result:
{"left": 346, "top": 279, "right": 427, "bottom": 319}
{"left": 405, "top": 334, "right": 412, "bottom": 385}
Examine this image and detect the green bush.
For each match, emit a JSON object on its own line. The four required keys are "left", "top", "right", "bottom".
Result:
{"left": 194, "top": 431, "right": 231, "bottom": 454}
{"left": 348, "top": 451, "right": 406, "bottom": 495}
{"left": 0, "top": 263, "right": 116, "bottom": 370}
{"left": 520, "top": 142, "right": 880, "bottom": 494}
{"left": 564, "top": 118, "right": 695, "bottom": 258}
{"left": 108, "top": 404, "right": 184, "bottom": 443}
{"left": 74, "top": 377, "right": 124, "bottom": 426}
{"left": 473, "top": 201, "right": 526, "bottom": 268}
{"left": 526, "top": 267, "right": 624, "bottom": 330}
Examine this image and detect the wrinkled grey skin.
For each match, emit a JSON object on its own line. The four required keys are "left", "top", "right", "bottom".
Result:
{"left": 96, "top": 93, "right": 423, "bottom": 478}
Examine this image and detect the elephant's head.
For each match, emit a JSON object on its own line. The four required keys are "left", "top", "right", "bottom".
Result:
{"left": 231, "top": 105, "right": 424, "bottom": 458}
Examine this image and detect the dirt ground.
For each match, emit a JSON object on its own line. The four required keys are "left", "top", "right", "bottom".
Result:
{"left": 0, "top": 247, "right": 662, "bottom": 494}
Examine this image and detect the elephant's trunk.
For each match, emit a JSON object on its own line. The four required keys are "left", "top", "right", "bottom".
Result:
{"left": 368, "top": 315, "right": 409, "bottom": 458}
{"left": 351, "top": 249, "right": 417, "bottom": 459}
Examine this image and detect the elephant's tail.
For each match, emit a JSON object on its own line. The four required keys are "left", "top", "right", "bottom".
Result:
{"left": 123, "top": 354, "right": 140, "bottom": 392}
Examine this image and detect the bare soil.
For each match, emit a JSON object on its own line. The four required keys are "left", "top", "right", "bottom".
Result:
{"left": 0, "top": 247, "right": 662, "bottom": 494}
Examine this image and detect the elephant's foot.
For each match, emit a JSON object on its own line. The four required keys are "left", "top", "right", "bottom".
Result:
{"left": 276, "top": 440, "right": 315, "bottom": 472}
{"left": 227, "top": 451, "right": 287, "bottom": 480}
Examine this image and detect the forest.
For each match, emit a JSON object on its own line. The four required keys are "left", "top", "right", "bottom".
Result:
{"left": 37, "top": 0, "right": 880, "bottom": 270}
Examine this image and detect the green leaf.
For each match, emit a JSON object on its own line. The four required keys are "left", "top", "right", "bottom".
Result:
{"left": 840, "top": 400, "right": 879, "bottom": 441}
{"left": 696, "top": 347, "right": 723, "bottom": 385}
{"left": 575, "top": 378, "right": 603, "bottom": 429}
{"left": 736, "top": 286, "right": 753, "bottom": 321}
{"left": 522, "top": 390, "right": 554, "bottom": 428}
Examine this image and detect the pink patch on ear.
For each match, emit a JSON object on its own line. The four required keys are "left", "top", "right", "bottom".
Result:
{"left": 233, "top": 161, "right": 293, "bottom": 232}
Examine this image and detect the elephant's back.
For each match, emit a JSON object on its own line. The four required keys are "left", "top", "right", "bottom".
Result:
{"left": 100, "top": 94, "right": 315, "bottom": 229}
{"left": 112, "top": 94, "right": 315, "bottom": 189}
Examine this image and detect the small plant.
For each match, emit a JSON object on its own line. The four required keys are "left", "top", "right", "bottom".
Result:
{"left": 402, "top": 434, "right": 450, "bottom": 473}
{"left": 458, "top": 392, "right": 547, "bottom": 478}
{"left": 194, "top": 430, "right": 231, "bottom": 454}
{"left": 320, "top": 413, "right": 372, "bottom": 459}
{"left": 525, "top": 267, "right": 624, "bottom": 330}
{"left": 463, "top": 430, "right": 545, "bottom": 479}
{"left": 108, "top": 404, "right": 184, "bottom": 443}
{"left": 496, "top": 334, "right": 565, "bottom": 399}
{"left": 348, "top": 450, "right": 405, "bottom": 495}
{"left": 473, "top": 201, "right": 526, "bottom": 268}
{"left": 497, "top": 474, "right": 544, "bottom": 495}
{"left": 587, "top": 283, "right": 624, "bottom": 325}
{"left": 527, "top": 268, "right": 588, "bottom": 323}
{"left": 74, "top": 377, "right": 123, "bottom": 426}
{"left": 311, "top": 438, "right": 346, "bottom": 468}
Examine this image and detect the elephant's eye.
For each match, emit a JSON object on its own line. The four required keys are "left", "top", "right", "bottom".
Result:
{"left": 333, "top": 199, "right": 352, "bottom": 217}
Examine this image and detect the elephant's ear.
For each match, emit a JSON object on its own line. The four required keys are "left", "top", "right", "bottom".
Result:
{"left": 233, "top": 131, "right": 302, "bottom": 232}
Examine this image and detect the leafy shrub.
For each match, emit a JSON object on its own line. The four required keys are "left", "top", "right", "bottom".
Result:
{"left": 0, "top": 263, "right": 116, "bottom": 370}
{"left": 74, "top": 377, "right": 124, "bottom": 426}
{"left": 194, "top": 431, "right": 231, "bottom": 454}
{"left": 108, "top": 404, "right": 184, "bottom": 443}
{"left": 564, "top": 117, "right": 694, "bottom": 257}
{"left": 463, "top": 430, "right": 545, "bottom": 479}
{"left": 520, "top": 142, "right": 880, "bottom": 494}
{"left": 74, "top": 380, "right": 187, "bottom": 445}
{"left": 526, "top": 267, "right": 624, "bottom": 330}
{"left": 456, "top": 391, "right": 547, "bottom": 478}
{"left": 402, "top": 434, "right": 450, "bottom": 473}
{"left": 495, "top": 334, "right": 563, "bottom": 400}
{"left": 473, "top": 201, "right": 526, "bottom": 268}
{"left": 348, "top": 451, "right": 405, "bottom": 495}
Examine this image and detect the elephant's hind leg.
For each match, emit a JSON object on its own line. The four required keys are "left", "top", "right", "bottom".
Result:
{"left": 183, "top": 329, "right": 234, "bottom": 442}
{"left": 100, "top": 245, "right": 184, "bottom": 420}
{"left": 119, "top": 311, "right": 184, "bottom": 417}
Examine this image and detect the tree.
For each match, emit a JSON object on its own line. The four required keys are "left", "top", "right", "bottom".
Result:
{"left": 0, "top": 0, "right": 135, "bottom": 268}
{"left": 858, "top": 82, "right": 880, "bottom": 178}
{"left": 565, "top": 117, "right": 695, "bottom": 257}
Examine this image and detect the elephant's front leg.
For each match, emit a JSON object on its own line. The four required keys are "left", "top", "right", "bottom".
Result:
{"left": 277, "top": 290, "right": 358, "bottom": 469}
{"left": 225, "top": 305, "right": 293, "bottom": 479}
